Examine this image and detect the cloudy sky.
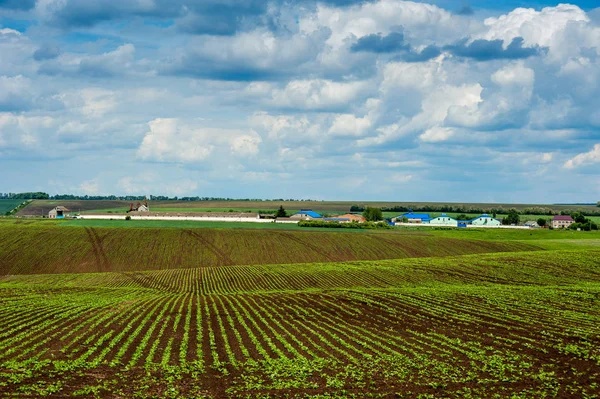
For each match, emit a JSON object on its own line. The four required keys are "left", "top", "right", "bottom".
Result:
{"left": 1, "top": 0, "right": 599, "bottom": 202}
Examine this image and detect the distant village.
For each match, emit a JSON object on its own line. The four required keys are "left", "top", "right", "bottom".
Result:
{"left": 47, "top": 203, "right": 581, "bottom": 229}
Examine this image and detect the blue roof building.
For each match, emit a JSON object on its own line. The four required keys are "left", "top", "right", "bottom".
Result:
{"left": 291, "top": 209, "right": 323, "bottom": 220}
{"left": 396, "top": 212, "right": 431, "bottom": 223}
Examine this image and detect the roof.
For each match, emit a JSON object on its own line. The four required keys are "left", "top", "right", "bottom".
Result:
{"left": 54, "top": 206, "right": 69, "bottom": 211}
{"left": 295, "top": 210, "right": 322, "bottom": 218}
{"left": 322, "top": 218, "right": 351, "bottom": 222}
{"left": 472, "top": 214, "right": 496, "bottom": 220}
{"left": 400, "top": 212, "right": 430, "bottom": 219}
{"left": 553, "top": 215, "right": 574, "bottom": 221}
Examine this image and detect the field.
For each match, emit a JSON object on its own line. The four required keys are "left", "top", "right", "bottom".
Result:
{"left": 0, "top": 220, "right": 541, "bottom": 275}
{"left": 1, "top": 221, "right": 600, "bottom": 397}
{"left": 0, "top": 200, "right": 25, "bottom": 214}
{"left": 16, "top": 199, "right": 600, "bottom": 217}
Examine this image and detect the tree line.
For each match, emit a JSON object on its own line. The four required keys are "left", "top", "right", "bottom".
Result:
{"left": 351, "top": 204, "right": 600, "bottom": 217}
{"left": 0, "top": 193, "right": 315, "bottom": 202}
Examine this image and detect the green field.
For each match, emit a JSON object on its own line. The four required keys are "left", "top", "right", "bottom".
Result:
{"left": 1, "top": 220, "right": 600, "bottom": 397}
{"left": 17, "top": 199, "right": 600, "bottom": 218}
{"left": 0, "top": 200, "right": 26, "bottom": 214}
{"left": 0, "top": 220, "right": 542, "bottom": 275}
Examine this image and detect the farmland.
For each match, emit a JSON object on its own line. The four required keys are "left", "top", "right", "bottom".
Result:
{"left": 16, "top": 199, "right": 600, "bottom": 217}
{"left": 0, "top": 220, "right": 541, "bottom": 275}
{"left": 1, "top": 247, "right": 600, "bottom": 398}
{"left": 0, "top": 200, "right": 25, "bottom": 215}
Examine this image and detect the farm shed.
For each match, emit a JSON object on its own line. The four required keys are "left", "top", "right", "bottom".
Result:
{"left": 524, "top": 221, "right": 540, "bottom": 228}
{"left": 322, "top": 217, "right": 352, "bottom": 223}
{"left": 470, "top": 214, "right": 501, "bottom": 226}
{"left": 552, "top": 215, "right": 574, "bottom": 229}
{"left": 48, "top": 206, "right": 69, "bottom": 219}
{"left": 428, "top": 214, "right": 458, "bottom": 227}
{"left": 393, "top": 212, "right": 431, "bottom": 224}
{"left": 337, "top": 214, "right": 366, "bottom": 223}
{"left": 290, "top": 210, "right": 323, "bottom": 220}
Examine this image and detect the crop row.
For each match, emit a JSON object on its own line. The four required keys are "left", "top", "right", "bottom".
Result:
{"left": 3, "top": 249, "right": 599, "bottom": 296}
{"left": 0, "top": 224, "right": 541, "bottom": 275}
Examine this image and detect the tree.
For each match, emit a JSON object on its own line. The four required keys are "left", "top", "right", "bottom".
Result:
{"left": 503, "top": 209, "right": 520, "bottom": 225}
{"left": 350, "top": 205, "right": 365, "bottom": 212}
{"left": 363, "top": 207, "right": 383, "bottom": 221}
{"left": 571, "top": 212, "right": 586, "bottom": 224}
{"left": 537, "top": 218, "right": 547, "bottom": 227}
{"left": 456, "top": 214, "right": 468, "bottom": 221}
{"left": 275, "top": 206, "right": 287, "bottom": 218}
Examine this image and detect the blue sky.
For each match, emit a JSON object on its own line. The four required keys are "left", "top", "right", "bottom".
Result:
{"left": 1, "top": 1, "right": 599, "bottom": 202}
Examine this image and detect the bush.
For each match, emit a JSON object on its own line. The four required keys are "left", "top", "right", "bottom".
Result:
{"left": 298, "top": 220, "right": 391, "bottom": 229}
{"left": 125, "top": 215, "right": 131, "bottom": 221}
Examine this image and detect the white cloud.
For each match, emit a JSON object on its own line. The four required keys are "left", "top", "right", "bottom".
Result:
{"left": 419, "top": 126, "right": 455, "bottom": 143}
{"left": 446, "top": 63, "right": 533, "bottom": 129}
{"left": 39, "top": 43, "right": 136, "bottom": 77}
{"left": 57, "top": 88, "right": 118, "bottom": 118}
{"left": 301, "top": 0, "right": 475, "bottom": 50}
{"left": 230, "top": 132, "right": 262, "bottom": 156}
{"left": 137, "top": 118, "right": 261, "bottom": 163}
{"left": 0, "top": 75, "right": 33, "bottom": 111}
{"left": 390, "top": 174, "right": 413, "bottom": 184}
{"left": 269, "top": 79, "right": 367, "bottom": 111}
{"left": 564, "top": 144, "right": 600, "bottom": 169}
{"left": 328, "top": 114, "right": 372, "bottom": 137}
{"left": 79, "top": 179, "right": 100, "bottom": 195}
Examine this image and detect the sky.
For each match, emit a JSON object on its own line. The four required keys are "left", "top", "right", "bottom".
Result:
{"left": 1, "top": 0, "right": 599, "bottom": 203}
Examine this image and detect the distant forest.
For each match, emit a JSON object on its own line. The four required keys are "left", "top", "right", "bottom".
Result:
{"left": 0, "top": 192, "right": 309, "bottom": 202}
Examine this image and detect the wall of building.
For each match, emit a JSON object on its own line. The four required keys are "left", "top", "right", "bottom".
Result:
{"left": 428, "top": 217, "right": 458, "bottom": 226}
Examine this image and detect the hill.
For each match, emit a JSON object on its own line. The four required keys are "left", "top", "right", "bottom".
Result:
{"left": 0, "top": 223, "right": 541, "bottom": 275}
{"left": 16, "top": 199, "right": 600, "bottom": 217}
{"left": 1, "top": 249, "right": 599, "bottom": 398}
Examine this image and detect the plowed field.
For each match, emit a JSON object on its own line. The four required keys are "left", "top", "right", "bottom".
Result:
{"left": 1, "top": 249, "right": 599, "bottom": 398}
{"left": 0, "top": 224, "right": 541, "bottom": 275}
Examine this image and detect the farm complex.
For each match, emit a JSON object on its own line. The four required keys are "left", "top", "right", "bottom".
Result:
{"left": 1, "top": 199, "right": 600, "bottom": 397}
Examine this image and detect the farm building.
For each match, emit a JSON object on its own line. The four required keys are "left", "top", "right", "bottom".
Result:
{"left": 48, "top": 206, "right": 69, "bottom": 219}
{"left": 471, "top": 214, "right": 501, "bottom": 226}
{"left": 322, "top": 217, "right": 352, "bottom": 223}
{"left": 130, "top": 201, "right": 149, "bottom": 212}
{"left": 524, "top": 221, "right": 540, "bottom": 228}
{"left": 428, "top": 214, "right": 458, "bottom": 227}
{"left": 393, "top": 212, "right": 431, "bottom": 224}
{"left": 337, "top": 214, "right": 366, "bottom": 223}
{"left": 552, "top": 215, "right": 574, "bottom": 229}
{"left": 290, "top": 210, "right": 323, "bottom": 220}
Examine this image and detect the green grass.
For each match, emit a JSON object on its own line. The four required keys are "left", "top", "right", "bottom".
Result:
{"left": 0, "top": 200, "right": 26, "bottom": 214}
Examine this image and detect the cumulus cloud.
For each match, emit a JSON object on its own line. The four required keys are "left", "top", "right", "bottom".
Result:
{"left": 0, "top": 75, "right": 34, "bottom": 111}
{"left": 39, "top": 44, "right": 136, "bottom": 78}
{"left": 329, "top": 114, "right": 372, "bottom": 137}
{"left": 164, "top": 29, "right": 328, "bottom": 81}
{"left": 350, "top": 31, "right": 409, "bottom": 53}
{"left": 2, "top": 0, "right": 600, "bottom": 201}
{"left": 137, "top": 118, "right": 262, "bottom": 164}
{"left": 419, "top": 126, "right": 455, "bottom": 143}
{"left": 269, "top": 79, "right": 368, "bottom": 111}
{"left": 33, "top": 43, "right": 61, "bottom": 61}
{"left": 444, "top": 37, "right": 543, "bottom": 61}
{"left": 564, "top": 144, "right": 600, "bottom": 169}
